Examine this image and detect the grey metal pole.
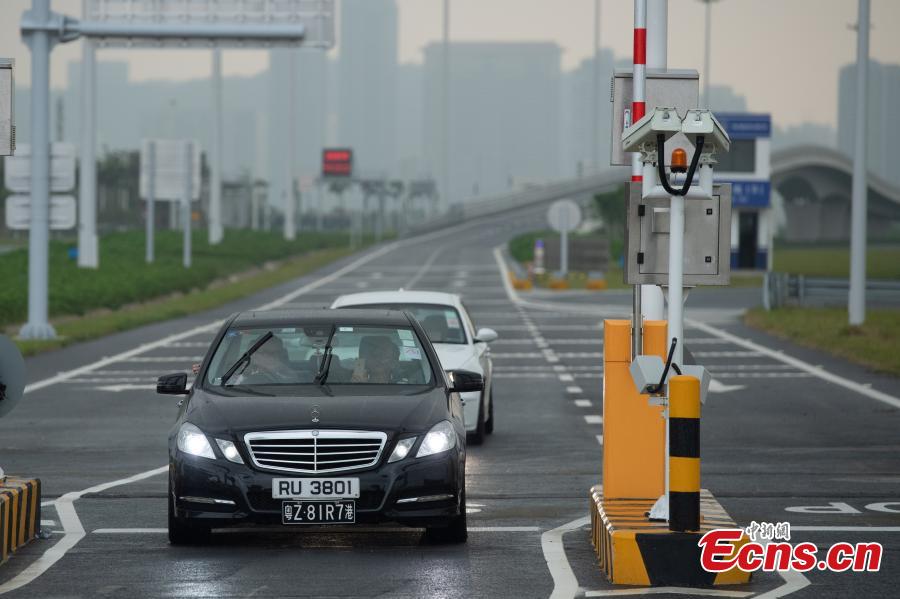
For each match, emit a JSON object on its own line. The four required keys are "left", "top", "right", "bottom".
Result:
{"left": 209, "top": 48, "right": 224, "bottom": 244}
{"left": 591, "top": 0, "right": 601, "bottom": 170}
{"left": 849, "top": 0, "right": 870, "bottom": 326}
{"left": 284, "top": 50, "right": 297, "bottom": 241}
{"left": 20, "top": 0, "right": 56, "bottom": 340}
{"left": 183, "top": 141, "right": 193, "bottom": 268}
{"left": 316, "top": 181, "right": 324, "bottom": 231}
{"left": 702, "top": 0, "right": 712, "bottom": 107}
{"left": 560, "top": 211, "right": 569, "bottom": 277}
{"left": 441, "top": 0, "right": 450, "bottom": 213}
{"left": 146, "top": 140, "right": 155, "bottom": 263}
{"left": 77, "top": 14, "right": 98, "bottom": 268}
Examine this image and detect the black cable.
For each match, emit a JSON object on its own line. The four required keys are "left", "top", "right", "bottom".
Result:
{"left": 656, "top": 134, "right": 705, "bottom": 197}
{"left": 648, "top": 337, "right": 678, "bottom": 394}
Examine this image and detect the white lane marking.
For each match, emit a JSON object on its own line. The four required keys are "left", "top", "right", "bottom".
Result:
{"left": 596, "top": 435, "right": 604, "bottom": 445}
{"left": 574, "top": 400, "right": 593, "bottom": 408}
{"left": 585, "top": 588, "right": 752, "bottom": 597}
{"left": 688, "top": 319, "right": 900, "bottom": 411}
{"left": 566, "top": 386, "right": 584, "bottom": 394}
{"left": 584, "top": 415, "right": 603, "bottom": 424}
{"left": 0, "top": 466, "right": 168, "bottom": 595}
{"left": 95, "top": 384, "right": 157, "bottom": 392}
{"left": 692, "top": 351, "right": 762, "bottom": 358}
{"left": 558, "top": 374, "right": 574, "bottom": 382}
{"left": 542, "top": 516, "right": 590, "bottom": 599}
{"left": 405, "top": 246, "right": 444, "bottom": 289}
{"left": 93, "top": 528, "right": 167, "bottom": 534}
{"left": 107, "top": 356, "right": 204, "bottom": 363}
{"left": 708, "top": 380, "right": 746, "bottom": 393}
{"left": 40, "top": 519, "right": 56, "bottom": 527}
{"left": 165, "top": 342, "right": 211, "bottom": 348}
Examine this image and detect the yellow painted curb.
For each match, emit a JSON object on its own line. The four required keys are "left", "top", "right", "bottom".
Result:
{"left": 0, "top": 478, "right": 41, "bottom": 564}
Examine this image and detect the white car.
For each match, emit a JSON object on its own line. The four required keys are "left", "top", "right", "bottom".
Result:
{"left": 330, "top": 290, "right": 498, "bottom": 444}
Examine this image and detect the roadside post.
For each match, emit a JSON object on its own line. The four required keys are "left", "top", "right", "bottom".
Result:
{"left": 182, "top": 141, "right": 193, "bottom": 268}
{"left": 546, "top": 199, "right": 582, "bottom": 278}
{"left": 140, "top": 139, "right": 200, "bottom": 268}
{"left": 145, "top": 140, "right": 156, "bottom": 263}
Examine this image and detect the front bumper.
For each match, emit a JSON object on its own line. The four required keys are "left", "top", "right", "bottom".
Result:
{"left": 171, "top": 448, "right": 464, "bottom": 528}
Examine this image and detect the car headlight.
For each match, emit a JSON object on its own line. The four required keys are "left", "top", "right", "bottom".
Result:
{"left": 388, "top": 437, "right": 417, "bottom": 463}
{"left": 176, "top": 423, "right": 215, "bottom": 459}
{"left": 215, "top": 438, "right": 244, "bottom": 464}
{"left": 416, "top": 420, "right": 457, "bottom": 458}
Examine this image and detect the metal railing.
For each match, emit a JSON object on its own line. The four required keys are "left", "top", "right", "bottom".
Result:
{"left": 763, "top": 272, "right": 900, "bottom": 310}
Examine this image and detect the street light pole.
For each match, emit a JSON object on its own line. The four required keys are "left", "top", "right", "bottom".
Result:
{"left": 78, "top": 0, "right": 98, "bottom": 268}
{"left": 19, "top": 0, "right": 56, "bottom": 340}
{"left": 849, "top": 0, "right": 870, "bottom": 326}
{"left": 441, "top": 0, "right": 450, "bottom": 212}
{"left": 284, "top": 49, "right": 297, "bottom": 241}
{"left": 591, "top": 0, "right": 601, "bottom": 171}
{"left": 209, "top": 48, "right": 224, "bottom": 245}
{"left": 701, "top": 0, "right": 715, "bottom": 107}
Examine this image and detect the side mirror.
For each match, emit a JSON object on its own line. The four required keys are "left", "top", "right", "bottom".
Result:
{"left": 474, "top": 327, "right": 498, "bottom": 344}
{"left": 447, "top": 369, "right": 484, "bottom": 394}
{"left": 157, "top": 373, "right": 189, "bottom": 395}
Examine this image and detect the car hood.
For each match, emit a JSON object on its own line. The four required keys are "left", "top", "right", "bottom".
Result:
{"left": 185, "top": 386, "right": 447, "bottom": 436}
{"left": 433, "top": 343, "right": 479, "bottom": 372}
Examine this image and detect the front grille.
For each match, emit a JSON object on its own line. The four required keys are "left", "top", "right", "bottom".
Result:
{"left": 244, "top": 430, "right": 387, "bottom": 474}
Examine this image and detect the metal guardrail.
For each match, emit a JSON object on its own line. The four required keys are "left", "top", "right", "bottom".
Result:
{"left": 763, "top": 272, "right": 900, "bottom": 310}
{"left": 406, "top": 168, "right": 628, "bottom": 237}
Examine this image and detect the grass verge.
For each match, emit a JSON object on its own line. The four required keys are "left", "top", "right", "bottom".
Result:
{"left": 744, "top": 307, "right": 900, "bottom": 376}
{"left": 14, "top": 247, "right": 355, "bottom": 356}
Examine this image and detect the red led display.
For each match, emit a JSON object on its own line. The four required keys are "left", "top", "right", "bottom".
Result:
{"left": 322, "top": 148, "right": 353, "bottom": 178}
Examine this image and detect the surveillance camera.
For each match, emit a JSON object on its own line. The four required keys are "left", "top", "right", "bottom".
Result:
{"left": 680, "top": 109, "right": 730, "bottom": 154}
{"left": 621, "top": 107, "right": 683, "bottom": 154}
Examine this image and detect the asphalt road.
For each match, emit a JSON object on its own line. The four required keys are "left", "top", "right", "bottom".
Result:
{"left": 1, "top": 203, "right": 898, "bottom": 598}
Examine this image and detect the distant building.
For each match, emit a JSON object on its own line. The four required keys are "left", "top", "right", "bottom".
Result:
{"left": 337, "top": 0, "right": 398, "bottom": 177}
{"left": 560, "top": 48, "right": 617, "bottom": 177}
{"left": 837, "top": 60, "right": 900, "bottom": 187}
{"left": 714, "top": 113, "right": 773, "bottom": 270}
{"left": 423, "top": 41, "right": 562, "bottom": 203}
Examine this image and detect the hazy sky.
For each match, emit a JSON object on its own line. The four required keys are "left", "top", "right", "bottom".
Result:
{"left": 1, "top": 0, "right": 899, "bottom": 129}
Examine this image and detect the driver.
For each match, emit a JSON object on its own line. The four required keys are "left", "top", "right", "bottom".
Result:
{"left": 235, "top": 336, "right": 293, "bottom": 383}
{"left": 351, "top": 336, "right": 399, "bottom": 383}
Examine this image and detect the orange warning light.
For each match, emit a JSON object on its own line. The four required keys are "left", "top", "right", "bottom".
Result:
{"left": 671, "top": 148, "right": 688, "bottom": 173}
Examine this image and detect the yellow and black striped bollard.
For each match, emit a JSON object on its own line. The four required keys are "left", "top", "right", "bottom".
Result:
{"left": 668, "top": 375, "right": 700, "bottom": 532}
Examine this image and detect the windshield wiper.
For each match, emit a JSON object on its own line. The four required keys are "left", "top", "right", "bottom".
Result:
{"left": 222, "top": 331, "right": 274, "bottom": 386}
{"left": 314, "top": 325, "right": 337, "bottom": 385}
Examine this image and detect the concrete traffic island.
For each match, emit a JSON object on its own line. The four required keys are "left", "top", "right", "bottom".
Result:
{"left": 589, "top": 487, "right": 751, "bottom": 586}
{"left": 0, "top": 478, "right": 41, "bottom": 564}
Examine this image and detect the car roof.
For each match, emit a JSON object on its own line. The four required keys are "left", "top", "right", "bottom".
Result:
{"left": 331, "top": 290, "right": 463, "bottom": 309}
{"left": 230, "top": 308, "right": 413, "bottom": 329}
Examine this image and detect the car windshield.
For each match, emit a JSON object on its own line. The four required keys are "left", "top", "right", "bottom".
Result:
{"left": 339, "top": 303, "right": 467, "bottom": 345}
{"left": 205, "top": 324, "right": 434, "bottom": 387}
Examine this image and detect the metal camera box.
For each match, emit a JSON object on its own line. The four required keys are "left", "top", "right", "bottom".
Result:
{"left": 0, "top": 58, "right": 14, "bottom": 156}
{"left": 610, "top": 69, "right": 699, "bottom": 166}
{"left": 624, "top": 182, "right": 732, "bottom": 286}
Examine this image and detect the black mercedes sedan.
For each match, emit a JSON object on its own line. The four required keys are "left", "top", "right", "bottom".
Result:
{"left": 157, "top": 309, "right": 482, "bottom": 544}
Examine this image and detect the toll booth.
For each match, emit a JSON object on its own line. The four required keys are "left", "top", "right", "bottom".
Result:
{"left": 714, "top": 113, "right": 772, "bottom": 270}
